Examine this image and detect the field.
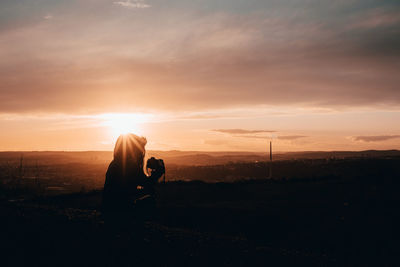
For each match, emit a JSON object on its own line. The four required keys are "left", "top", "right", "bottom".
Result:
{"left": 0, "top": 150, "right": 399, "bottom": 266}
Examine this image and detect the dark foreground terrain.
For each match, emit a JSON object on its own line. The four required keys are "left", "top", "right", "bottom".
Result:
{"left": 0, "top": 154, "right": 399, "bottom": 266}
{"left": 1, "top": 181, "right": 399, "bottom": 266}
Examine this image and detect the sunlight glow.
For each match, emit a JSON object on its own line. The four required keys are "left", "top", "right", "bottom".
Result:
{"left": 100, "top": 113, "right": 149, "bottom": 139}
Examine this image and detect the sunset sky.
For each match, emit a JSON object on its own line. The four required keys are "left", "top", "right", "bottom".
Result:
{"left": 1, "top": 0, "right": 399, "bottom": 151}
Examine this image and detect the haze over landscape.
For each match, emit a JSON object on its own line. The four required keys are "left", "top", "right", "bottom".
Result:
{"left": 1, "top": 0, "right": 400, "bottom": 151}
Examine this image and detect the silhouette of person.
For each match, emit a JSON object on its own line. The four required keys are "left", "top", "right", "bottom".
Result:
{"left": 102, "top": 133, "right": 165, "bottom": 229}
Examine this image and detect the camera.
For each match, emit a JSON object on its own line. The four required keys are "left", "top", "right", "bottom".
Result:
{"left": 146, "top": 157, "right": 165, "bottom": 171}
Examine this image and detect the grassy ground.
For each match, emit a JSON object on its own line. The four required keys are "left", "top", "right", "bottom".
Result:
{"left": 1, "top": 173, "right": 398, "bottom": 266}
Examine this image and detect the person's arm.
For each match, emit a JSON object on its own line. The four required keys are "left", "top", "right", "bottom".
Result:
{"left": 102, "top": 162, "right": 117, "bottom": 210}
{"left": 149, "top": 167, "right": 165, "bottom": 183}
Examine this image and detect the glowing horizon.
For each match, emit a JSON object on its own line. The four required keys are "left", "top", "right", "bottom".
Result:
{"left": 1, "top": 108, "right": 400, "bottom": 152}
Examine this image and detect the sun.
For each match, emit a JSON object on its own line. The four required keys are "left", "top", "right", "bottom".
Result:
{"left": 100, "top": 113, "right": 149, "bottom": 139}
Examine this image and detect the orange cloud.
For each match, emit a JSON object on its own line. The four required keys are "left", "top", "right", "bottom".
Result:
{"left": 213, "top": 129, "right": 276, "bottom": 134}
{"left": 351, "top": 135, "right": 400, "bottom": 142}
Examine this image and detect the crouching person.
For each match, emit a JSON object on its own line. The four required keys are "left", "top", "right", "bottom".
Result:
{"left": 102, "top": 133, "right": 165, "bottom": 233}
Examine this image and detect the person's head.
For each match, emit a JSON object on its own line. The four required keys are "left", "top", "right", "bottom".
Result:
{"left": 113, "top": 134, "right": 147, "bottom": 169}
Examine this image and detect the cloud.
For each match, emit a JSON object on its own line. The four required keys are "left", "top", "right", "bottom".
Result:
{"left": 348, "top": 9, "right": 400, "bottom": 30}
{"left": 233, "top": 135, "right": 307, "bottom": 140}
{"left": 179, "top": 114, "right": 230, "bottom": 120}
{"left": 43, "top": 15, "right": 53, "bottom": 20}
{"left": 236, "top": 135, "right": 272, "bottom": 140}
{"left": 0, "top": 0, "right": 400, "bottom": 114}
{"left": 213, "top": 129, "right": 276, "bottom": 134}
{"left": 278, "top": 135, "right": 308, "bottom": 140}
{"left": 113, "top": 0, "right": 151, "bottom": 9}
{"left": 351, "top": 135, "right": 400, "bottom": 142}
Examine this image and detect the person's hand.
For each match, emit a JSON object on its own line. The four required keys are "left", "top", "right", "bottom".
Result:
{"left": 158, "top": 159, "right": 165, "bottom": 174}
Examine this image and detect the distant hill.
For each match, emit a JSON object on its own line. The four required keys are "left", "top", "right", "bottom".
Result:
{"left": 0, "top": 150, "right": 399, "bottom": 166}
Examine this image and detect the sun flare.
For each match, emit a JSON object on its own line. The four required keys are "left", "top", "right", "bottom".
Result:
{"left": 100, "top": 113, "right": 149, "bottom": 139}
